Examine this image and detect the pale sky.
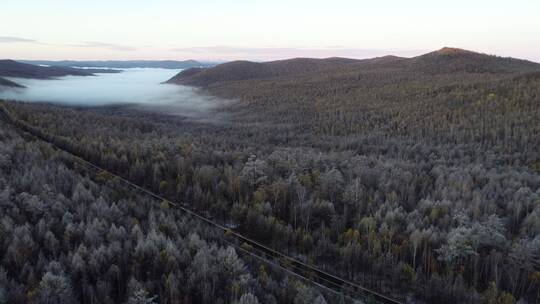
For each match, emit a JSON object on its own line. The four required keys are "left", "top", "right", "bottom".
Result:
{"left": 1, "top": 0, "right": 539, "bottom": 61}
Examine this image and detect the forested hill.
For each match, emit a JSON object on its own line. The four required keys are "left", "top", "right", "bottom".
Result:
{"left": 409, "top": 47, "right": 540, "bottom": 74}
{"left": 0, "top": 77, "right": 25, "bottom": 88}
{"left": 165, "top": 47, "right": 540, "bottom": 150}
{"left": 167, "top": 47, "right": 540, "bottom": 86}
{"left": 166, "top": 57, "right": 365, "bottom": 86}
{"left": 0, "top": 59, "right": 118, "bottom": 79}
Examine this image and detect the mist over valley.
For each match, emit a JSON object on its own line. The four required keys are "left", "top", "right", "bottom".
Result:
{"left": 0, "top": 67, "right": 228, "bottom": 118}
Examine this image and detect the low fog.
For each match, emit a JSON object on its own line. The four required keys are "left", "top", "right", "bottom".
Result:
{"left": 0, "top": 68, "right": 229, "bottom": 119}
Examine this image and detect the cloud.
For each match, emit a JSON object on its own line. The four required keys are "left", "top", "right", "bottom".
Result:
{"left": 0, "top": 36, "right": 38, "bottom": 43}
{"left": 72, "top": 41, "right": 136, "bottom": 51}
{"left": 0, "top": 36, "right": 136, "bottom": 52}
{"left": 170, "top": 46, "right": 426, "bottom": 61}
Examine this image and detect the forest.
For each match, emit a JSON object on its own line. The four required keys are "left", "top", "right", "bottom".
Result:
{"left": 0, "top": 113, "right": 341, "bottom": 304}
{"left": 1, "top": 48, "right": 540, "bottom": 303}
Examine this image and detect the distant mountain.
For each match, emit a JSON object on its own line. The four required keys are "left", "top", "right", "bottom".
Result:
{"left": 70, "top": 68, "right": 122, "bottom": 74}
{"left": 167, "top": 47, "right": 540, "bottom": 86}
{"left": 0, "top": 77, "right": 24, "bottom": 88}
{"left": 21, "top": 60, "right": 212, "bottom": 69}
{"left": 0, "top": 59, "right": 97, "bottom": 79}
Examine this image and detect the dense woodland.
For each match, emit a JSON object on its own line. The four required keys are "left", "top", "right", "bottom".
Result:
{"left": 0, "top": 118, "right": 341, "bottom": 303}
{"left": 1, "top": 48, "right": 540, "bottom": 303}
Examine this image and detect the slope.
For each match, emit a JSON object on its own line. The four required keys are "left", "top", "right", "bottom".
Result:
{"left": 0, "top": 77, "right": 25, "bottom": 88}
{"left": 0, "top": 59, "right": 95, "bottom": 79}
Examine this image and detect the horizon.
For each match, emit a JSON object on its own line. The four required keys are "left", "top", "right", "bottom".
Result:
{"left": 6, "top": 46, "right": 540, "bottom": 65}
{"left": 2, "top": 0, "right": 539, "bottom": 62}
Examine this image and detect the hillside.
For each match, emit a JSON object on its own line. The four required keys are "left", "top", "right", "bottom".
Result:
{"left": 0, "top": 59, "right": 97, "bottom": 79}
{"left": 22, "top": 59, "right": 211, "bottom": 69}
{"left": 409, "top": 47, "right": 540, "bottom": 74}
{"left": 167, "top": 57, "right": 363, "bottom": 86}
{"left": 0, "top": 77, "right": 24, "bottom": 88}
{"left": 165, "top": 47, "right": 540, "bottom": 150}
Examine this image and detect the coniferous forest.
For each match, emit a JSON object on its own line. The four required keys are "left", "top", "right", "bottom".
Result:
{"left": 1, "top": 48, "right": 540, "bottom": 303}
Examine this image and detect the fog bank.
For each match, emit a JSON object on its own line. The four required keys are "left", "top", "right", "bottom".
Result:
{"left": 0, "top": 68, "right": 228, "bottom": 119}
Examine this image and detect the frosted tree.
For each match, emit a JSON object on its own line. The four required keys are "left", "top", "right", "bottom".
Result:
{"left": 320, "top": 168, "right": 344, "bottom": 202}
{"left": 126, "top": 289, "right": 157, "bottom": 304}
{"left": 236, "top": 293, "right": 260, "bottom": 304}
{"left": 240, "top": 155, "right": 268, "bottom": 187}
{"left": 36, "top": 272, "right": 75, "bottom": 304}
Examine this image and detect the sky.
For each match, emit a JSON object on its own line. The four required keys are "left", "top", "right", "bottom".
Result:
{"left": 1, "top": 0, "right": 539, "bottom": 62}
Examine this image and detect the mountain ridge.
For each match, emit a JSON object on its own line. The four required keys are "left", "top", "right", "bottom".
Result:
{"left": 166, "top": 57, "right": 365, "bottom": 86}
{"left": 409, "top": 47, "right": 540, "bottom": 74}
{"left": 21, "top": 59, "right": 212, "bottom": 70}
{"left": 0, "top": 59, "right": 96, "bottom": 79}
{"left": 167, "top": 47, "right": 540, "bottom": 86}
